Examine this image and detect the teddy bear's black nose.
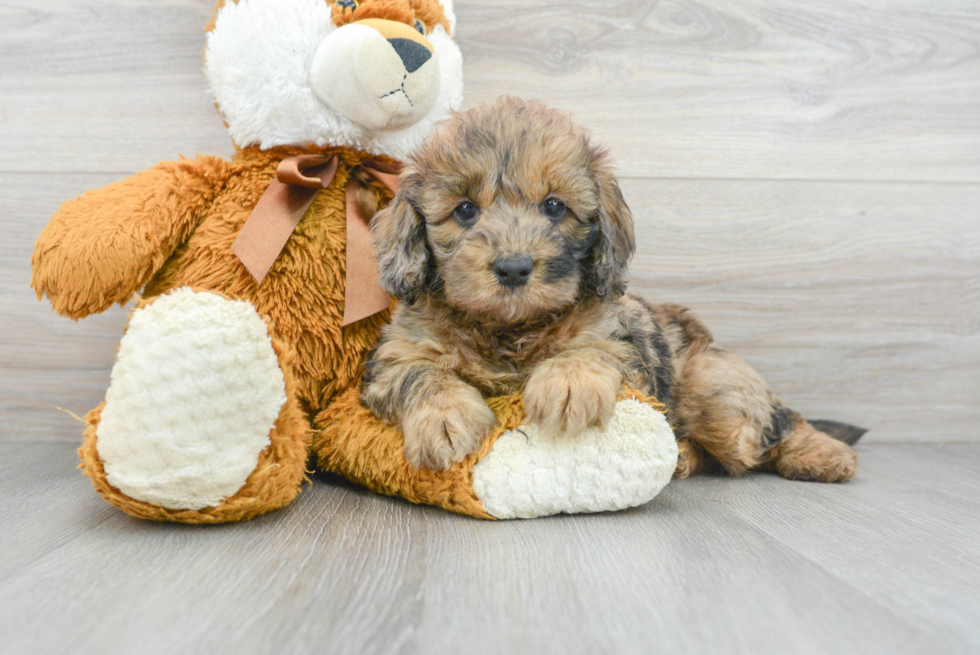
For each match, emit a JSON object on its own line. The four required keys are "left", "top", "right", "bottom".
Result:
{"left": 388, "top": 38, "right": 431, "bottom": 74}
{"left": 493, "top": 256, "right": 534, "bottom": 288}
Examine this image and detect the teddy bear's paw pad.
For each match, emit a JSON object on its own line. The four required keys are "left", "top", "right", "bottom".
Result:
{"left": 96, "top": 288, "right": 287, "bottom": 510}
{"left": 471, "top": 399, "right": 678, "bottom": 519}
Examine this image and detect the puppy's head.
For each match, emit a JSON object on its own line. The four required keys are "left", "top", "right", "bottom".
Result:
{"left": 372, "top": 96, "right": 635, "bottom": 324}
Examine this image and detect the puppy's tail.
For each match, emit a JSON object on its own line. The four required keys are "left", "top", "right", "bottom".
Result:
{"left": 807, "top": 419, "right": 868, "bottom": 445}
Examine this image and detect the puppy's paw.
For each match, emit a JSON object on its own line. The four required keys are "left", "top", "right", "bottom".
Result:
{"left": 525, "top": 355, "right": 622, "bottom": 438}
{"left": 673, "top": 439, "right": 703, "bottom": 479}
{"left": 773, "top": 430, "right": 859, "bottom": 483}
{"left": 402, "top": 385, "right": 496, "bottom": 471}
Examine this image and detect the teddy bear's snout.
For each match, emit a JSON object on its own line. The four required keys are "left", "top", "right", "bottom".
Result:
{"left": 309, "top": 18, "right": 442, "bottom": 132}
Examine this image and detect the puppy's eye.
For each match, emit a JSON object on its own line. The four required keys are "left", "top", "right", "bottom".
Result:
{"left": 413, "top": 18, "right": 427, "bottom": 35}
{"left": 335, "top": 0, "right": 358, "bottom": 9}
{"left": 454, "top": 201, "right": 480, "bottom": 226}
{"left": 541, "top": 198, "right": 567, "bottom": 221}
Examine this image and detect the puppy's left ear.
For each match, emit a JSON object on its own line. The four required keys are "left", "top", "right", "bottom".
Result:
{"left": 590, "top": 152, "right": 636, "bottom": 298}
{"left": 370, "top": 174, "right": 431, "bottom": 304}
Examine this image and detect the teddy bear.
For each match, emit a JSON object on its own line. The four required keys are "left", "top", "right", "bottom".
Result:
{"left": 31, "top": 0, "right": 678, "bottom": 523}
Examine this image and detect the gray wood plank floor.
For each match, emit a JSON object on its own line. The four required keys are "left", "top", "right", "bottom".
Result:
{"left": 1, "top": 441, "right": 978, "bottom": 655}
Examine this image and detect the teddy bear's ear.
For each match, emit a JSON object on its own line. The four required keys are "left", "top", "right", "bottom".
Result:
{"left": 371, "top": 175, "right": 431, "bottom": 304}
{"left": 434, "top": 0, "right": 458, "bottom": 36}
{"left": 205, "top": 0, "right": 232, "bottom": 33}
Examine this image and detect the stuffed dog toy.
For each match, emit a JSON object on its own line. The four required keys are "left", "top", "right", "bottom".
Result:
{"left": 31, "top": 0, "right": 464, "bottom": 522}
{"left": 32, "top": 1, "right": 679, "bottom": 522}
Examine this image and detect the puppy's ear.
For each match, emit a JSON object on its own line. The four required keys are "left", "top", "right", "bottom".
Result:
{"left": 370, "top": 176, "right": 430, "bottom": 304}
{"left": 590, "top": 152, "right": 635, "bottom": 298}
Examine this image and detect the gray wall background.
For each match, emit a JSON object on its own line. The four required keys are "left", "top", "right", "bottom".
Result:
{"left": 2, "top": 0, "right": 977, "bottom": 443}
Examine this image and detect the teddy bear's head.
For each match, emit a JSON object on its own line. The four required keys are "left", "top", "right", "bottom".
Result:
{"left": 205, "top": 0, "right": 463, "bottom": 160}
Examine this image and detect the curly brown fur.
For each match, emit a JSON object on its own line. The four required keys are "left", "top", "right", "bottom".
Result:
{"left": 363, "top": 96, "right": 860, "bottom": 479}
{"left": 769, "top": 420, "right": 859, "bottom": 482}
{"left": 673, "top": 438, "right": 716, "bottom": 479}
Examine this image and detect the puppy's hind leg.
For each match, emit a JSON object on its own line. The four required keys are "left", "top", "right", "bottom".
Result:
{"left": 674, "top": 345, "right": 858, "bottom": 482}
{"left": 768, "top": 416, "right": 859, "bottom": 482}
{"left": 673, "top": 438, "right": 715, "bottom": 479}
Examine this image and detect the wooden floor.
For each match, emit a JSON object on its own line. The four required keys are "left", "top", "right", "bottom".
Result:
{"left": 1, "top": 441, "right": 978, "bottom": 654}
{"left": 2, "top": 1, "right": 979, "bottom": 653}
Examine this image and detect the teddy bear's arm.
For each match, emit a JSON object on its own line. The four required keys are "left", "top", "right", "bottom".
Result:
{"left": 31, "top": 156, "right": 229, "bottom": 320}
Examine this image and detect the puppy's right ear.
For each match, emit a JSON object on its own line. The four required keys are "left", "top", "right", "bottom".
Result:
{"left": 371, "top": 177, "right": 430, "bottom": 304}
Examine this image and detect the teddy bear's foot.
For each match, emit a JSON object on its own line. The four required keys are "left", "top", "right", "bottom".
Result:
{"left": 471, "top": 398, "right": 678, "bottom": 519}
{"left": 80, "top": 287, "right": 310, "bottom": 523}
{"left": 315, "top": 389, "right": 677, "bottom": 520}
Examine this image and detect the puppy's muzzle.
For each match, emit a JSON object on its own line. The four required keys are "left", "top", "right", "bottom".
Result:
{"left": 493, "top": 256, "right": 534, "bottom": 288}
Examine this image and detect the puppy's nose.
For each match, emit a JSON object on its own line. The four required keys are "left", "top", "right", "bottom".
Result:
{"left": 493, "top": 256, "right": 534, "bottom": 288}
{"left": 388, "top": 38, "right": 431, "bottom": 73}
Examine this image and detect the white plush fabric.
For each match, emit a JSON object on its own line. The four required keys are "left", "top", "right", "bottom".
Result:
{"left": 96, "top": 289, "right": 287, "bottom": 511}
{"left": 205, "top": 0, "right": 464, "bottom": 161}
{"left": 308, "top": 23, "right": 441, "bottom": 131}
{"left": 472, "top": 399, "right": 678, "bottom": 519}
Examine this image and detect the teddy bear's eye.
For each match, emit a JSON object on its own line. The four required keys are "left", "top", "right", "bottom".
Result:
{"left": 336, "top": 0, "right": 358, "bottom": 10}
{"left": 413, "top": 18, "right": 427, "bottom": 36}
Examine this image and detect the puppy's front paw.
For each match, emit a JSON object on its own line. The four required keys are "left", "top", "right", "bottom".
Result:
{"left": 525, "top": 356, "right": 622, "bottom": 438}
{"left": 402, "top": 386, "right": 496, "bottom": 471}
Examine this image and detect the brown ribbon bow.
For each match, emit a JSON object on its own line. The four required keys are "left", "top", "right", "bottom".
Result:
{"left": 232, "top": 154, "right": 401, "bottom": 326}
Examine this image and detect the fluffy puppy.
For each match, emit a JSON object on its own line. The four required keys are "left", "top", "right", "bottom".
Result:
{"left": 362, "top": 96, "right": 860, "bottom": 481}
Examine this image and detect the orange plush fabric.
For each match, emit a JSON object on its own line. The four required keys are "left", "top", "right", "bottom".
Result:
{"left": 33, "top": 145, "right": 395, "bottom": 523}
{"left": 332, "top": 0, "right": 451, "bottom": 34}
{"left": 34, "top": 146, "right": 394, "bottom": 415}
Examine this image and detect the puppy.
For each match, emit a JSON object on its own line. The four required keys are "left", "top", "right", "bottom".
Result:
{"left": 361, "top": 96, "right": 860, "bottom": 482}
